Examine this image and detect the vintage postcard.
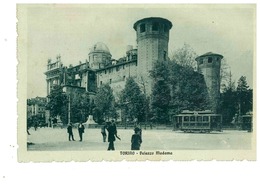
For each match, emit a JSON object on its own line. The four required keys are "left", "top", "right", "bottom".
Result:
{"left": 17, "top": 4, "right": 256, "bottom": 162}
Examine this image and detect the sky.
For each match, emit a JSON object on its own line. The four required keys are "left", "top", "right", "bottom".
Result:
{"left": 20, "top": 4, "right": 256, "bottom": 98}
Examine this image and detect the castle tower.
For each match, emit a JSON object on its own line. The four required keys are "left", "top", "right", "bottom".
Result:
{"left": 195, "top": 52, "right": 223, "bottom": 113}
{"left": 133, "top": 17, "right": 172, "bottom": 94}
{"left": 88, "top": 42, "right": 112, "bottom": 70}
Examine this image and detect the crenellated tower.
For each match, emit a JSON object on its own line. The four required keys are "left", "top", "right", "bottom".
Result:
{"left": 195, "top": 52, "right": 223, "bottom": 113}
{"left": 133, "top": 17, "right": 172, "bottom": 94}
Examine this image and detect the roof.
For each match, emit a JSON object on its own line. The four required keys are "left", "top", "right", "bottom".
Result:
{"left": 96, "top": 59, "right": 137, "bottom": 72}
{"left": 133, "top": 17, "right": 172, "bottom": 31}
{"left": 195, "top": 52, "right": 223, "bottom": 61}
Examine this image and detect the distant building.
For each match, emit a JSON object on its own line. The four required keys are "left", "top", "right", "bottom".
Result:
{"left": 45, "top": 17, "right": 223, "bottom": 121}
{"left": 27, "top": 97, "right": 47, "bottom": 119}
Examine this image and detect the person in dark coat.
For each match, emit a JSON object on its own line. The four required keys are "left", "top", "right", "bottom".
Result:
{"left": 34, "top": 120, "right": 38, "bottom": 131}
{"left": 67, "top": 123, "right": 75, "bottom": 141}
{"left": 101, "top": 123, "right": 107, "bottom": 142}
{"left": 106, "top": 121, "right": 120, "bottom": 151}
{"left": 78, "top": 122, "right": 85, "bottom": 141}
{"left": 131, "top": 127, "right": 142, "bottom": 150}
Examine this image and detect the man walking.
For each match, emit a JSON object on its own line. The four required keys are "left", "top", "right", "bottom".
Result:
{"left": 101, "top": 122, "right": 107, "bottom": 142}
{"left": 131, "top": 127, "right": 142, "bottom": 150}
{"left": 78, "top": 122, "right": 85, "bottom": 142}
{"left": 67, "top": 123, "right": 75, "bottom": 141}
{"left": 106, "top": 121, "right": 120, "bottom": 151}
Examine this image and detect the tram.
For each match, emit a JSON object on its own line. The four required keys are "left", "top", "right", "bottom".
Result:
{"left": 172, "top": 110, "right": 222, "bottom": 133}
{"left": 240, "top": 114, "right": 253, "bottom": 132}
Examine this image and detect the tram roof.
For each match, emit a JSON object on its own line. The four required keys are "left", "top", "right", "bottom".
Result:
{"left": 181, "top": 110, "right": 212, "bottom": 114}
{"left": 173, "top": 114, "right": 222, "bottom": 116}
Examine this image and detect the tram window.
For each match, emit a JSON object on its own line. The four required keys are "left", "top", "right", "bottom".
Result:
{"left": 197, "top": 116, "right": 202, "bottom": 121}
{"left": 216, "top": 116, "right": 221, "bottom": 121}
{"left": 203, "top": 116, "right": 209, "bottom": 122}
{"left": 179, "top": 116, "right": 183, "bottom": 123}
{"left": 190, "top": 116, "right": 195, "bottom": 121}
{"left": 184, "top": 116, "right": 189, "bottom": 121}
{"left": 173, "top": 117, "right": 178, "bottom": 123}
{"left": 184, "top": 123, "right": 189, "bottom": 127}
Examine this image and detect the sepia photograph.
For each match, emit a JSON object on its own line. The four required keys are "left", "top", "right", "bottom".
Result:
{"left": 17, "top": 4, "right": 256, "bottom": 161}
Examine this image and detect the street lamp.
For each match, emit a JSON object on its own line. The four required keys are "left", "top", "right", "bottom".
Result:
{"left": 121, "top": 101, "right": 129, "bottom": 129}
{"left": 68, "top": 94, "right": 71, "bottom": 125}
{"left": 62, "top": 87, "right": 71, "bottom": 125}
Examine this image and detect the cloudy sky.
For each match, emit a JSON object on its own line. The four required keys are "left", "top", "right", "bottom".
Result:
{"left": 19, "top": 4, "right": 255, "bottom": 98}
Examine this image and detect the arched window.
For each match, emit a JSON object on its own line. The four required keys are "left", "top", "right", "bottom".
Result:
{"left": 140, "top": 24, "right": 146, "bottom": 33}
{"left": 163, "top": 24, "right": 168, "bottom": 32}
{"left": 152, "top": 22, "right": 159, "bottom": 31}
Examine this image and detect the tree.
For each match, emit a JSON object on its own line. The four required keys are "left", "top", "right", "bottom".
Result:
{"left": 137, "top": 76, "right": 150, "bottom": 129}
{"left": 70, "top": 92, "right": 90, "bottom": 123}
{"left": 169, "top": 62, "right": 210, "bottom": 114}
{"left": 94, "top": 84, "right": 117, "bottom": 123}
{"left": 46, "top": 85, "right": 68, "bottom": 120}
{"left": 120, "top": 77, "right": 145, "bottom": 123}
{"left": 220, "top": 58, "right": 231, "bottom": 92}
{"left": 170, "top": 43, "right": 198, "bottom": 69}
{"left": 236, "top": 76, "right": 252, "bottom": 115}
{"left": 219, "top": 71, "right": 237, "bottom": 126}
{"left": 150, "top": 61, "right": 171, "bottom": 124}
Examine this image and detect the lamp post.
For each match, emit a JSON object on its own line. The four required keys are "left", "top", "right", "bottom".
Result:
{"left": 62, "top": 87, "right": 71, "bottom": 125}
{"left": 68, "top": 94, "right": 71, "bottom": 125}
{"left": 121, "top": 101, "right": 129, "bottom": 129}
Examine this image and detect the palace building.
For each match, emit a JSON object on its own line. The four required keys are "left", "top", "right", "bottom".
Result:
{"left": 45, "top": 17, "right": 223, "bottom": 121}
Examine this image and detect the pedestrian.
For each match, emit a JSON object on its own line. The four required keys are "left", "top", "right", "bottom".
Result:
{"left": 78, "top": 122, "right": 85, "bottom": 141}
{"left": 133, "top": 118, "right": 138, "bottom": 127}
{"left": 34, "top": 119, "right": 38, "bottom": 131}
{"left": 112, "top": 120, "right": 121, "bottom": 141}
{"left": 52, "top": 117, "right": 57, "bottom": 128}
{"left": 106, "top": 121, "right": 120, "bottom": 151}
{"left": 101, "top": 122, "right": 107, "bottom": 142}
{"left": 53, "top": 117, "right": 57, "bottom": 125}
{"left": 67, "top": 123, "right": 75, "bottom": 141}
{"left": 131, "top": 127, "right": 142, "bottom": 150}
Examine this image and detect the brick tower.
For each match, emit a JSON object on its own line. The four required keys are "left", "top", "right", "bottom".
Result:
{"left": 195, "top": 52, "right": 223, "bottom": 113}
{"left": 133, "top": 17, "right": 172, "bottom": 94}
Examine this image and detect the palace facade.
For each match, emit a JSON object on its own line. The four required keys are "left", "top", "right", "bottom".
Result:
{"left": 45, "top": 17, "right": 223, "bottom": 122}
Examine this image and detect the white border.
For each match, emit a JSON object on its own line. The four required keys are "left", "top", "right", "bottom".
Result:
{"left": 0, "top": 1, "right": 259, "bottom": 184}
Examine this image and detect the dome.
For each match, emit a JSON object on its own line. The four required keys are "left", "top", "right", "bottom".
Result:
{"left": 89, "top": 42, "right": 111, "bottom": 55}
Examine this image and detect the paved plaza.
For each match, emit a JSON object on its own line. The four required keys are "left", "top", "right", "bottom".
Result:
{"left": 27, "top": 127, "right": 253, "bottom": 151}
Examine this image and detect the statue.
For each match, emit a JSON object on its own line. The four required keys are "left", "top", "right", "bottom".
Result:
{"left": 85, "top": 100, "right": 97, "bottom": 128}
